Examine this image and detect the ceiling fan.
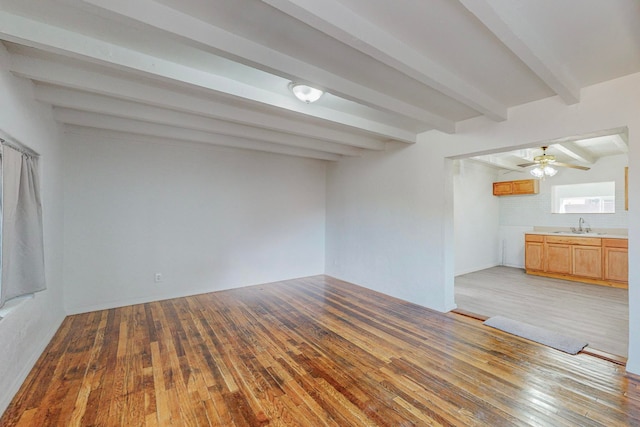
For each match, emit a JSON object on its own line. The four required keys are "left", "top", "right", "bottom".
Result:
{"left": 518, "top": 146, "right": 590, "bottom": 178}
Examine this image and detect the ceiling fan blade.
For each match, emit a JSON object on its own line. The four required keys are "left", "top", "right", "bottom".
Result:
{"left": 554, "top": 162, "right": 590, "bottom": 170}
{"left": 517, "top": 162, "right": 537, "bottom": 168}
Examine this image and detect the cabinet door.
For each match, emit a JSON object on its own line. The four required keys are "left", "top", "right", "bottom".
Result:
{"left": 604, "top": 247, "right": 628, "bottom": 282}
{"left": 545, "top": 243, "right": 571, "bottom": 274}
{"left": 572, "top": 246, "right": 602, "bottom": 279}
{"left": 525, "top": 242, "right": 544, "bottom": 271}
{"left": 512, "top": 179, "right": 539, "bottom": 195}
{"left": 493, "top": 181, "right": 512, "bottom": 195}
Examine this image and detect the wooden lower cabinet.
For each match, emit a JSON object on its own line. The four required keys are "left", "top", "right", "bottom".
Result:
{"left": 603, "top": 238, "right": 628, "bottom": 283}
{"left": 572, "top": 245, "right": 602, "bottom": 279}
{"left": 524, "top": 235, "right": 544, "bottom": 271}
{"left": 545, "top": 243, "right": 572, "bottom": 274}
{"left": 524, "top": 234, "right": 627, "bottom": 288}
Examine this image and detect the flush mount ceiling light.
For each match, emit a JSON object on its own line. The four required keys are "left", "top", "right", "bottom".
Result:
{"left": 288, "top": 82, "right": 324, "bottom": 103}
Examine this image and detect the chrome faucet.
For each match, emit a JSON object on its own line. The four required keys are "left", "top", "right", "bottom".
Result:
{"left": 571, "top": 217, "right": 591, "bottom": 234}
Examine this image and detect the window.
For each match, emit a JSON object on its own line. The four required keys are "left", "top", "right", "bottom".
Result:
{"left": 551, "top": 181, "right": 615, "bottom": 214}
{"left": 0, "top": 140, "right": 46, "bottom": 310}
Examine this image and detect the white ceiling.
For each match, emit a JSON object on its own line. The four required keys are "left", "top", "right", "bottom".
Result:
{"left": 1, "top": 0, "right": 639, "bottom": 161}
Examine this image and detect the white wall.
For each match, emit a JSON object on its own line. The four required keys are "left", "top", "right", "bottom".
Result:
{"left": 498, "top": 226, "right": 533, "bottom": 268}
{"left": 63, "top": 133, "right": 326, "bottom": 314}
{"left": 325, "top": 72, "right": 640, "bottom": 373}
{"left": 499, "top": 154, "right": 628, "bottom": 228}
{"left": 0, "top": 46, "right": 65, "bottom": 414}
{"left": 453, "top": 160, "right": 500, "bottom": 275}
{"left": 325, "top": 142, "right": 456, "bottom": 311}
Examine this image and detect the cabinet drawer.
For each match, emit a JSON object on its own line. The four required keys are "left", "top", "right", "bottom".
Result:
{"left": 602, "top": 238, "right": 628, "bottom": 249}
{"left": 525, "top": 234, "right": 544, "bottom": 243}
{"left": 544, "top": 235, "right": 601, "bottom": 246}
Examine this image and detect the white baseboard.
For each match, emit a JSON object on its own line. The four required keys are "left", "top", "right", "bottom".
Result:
{"left": 64, "top": 274, "right": 325, "bottom": 315}
{"left": 454, "top": 263, "right": 501, "bottom": 277}
{"left": 64, "top": 286, "right": 240, "bottom": 315}
{"left": 501, "top": 263, "right": 525, "bottom": 269}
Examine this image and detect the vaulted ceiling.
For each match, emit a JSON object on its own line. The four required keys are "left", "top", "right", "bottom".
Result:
{"left": 1, "top": 0, "right": 639, "bottom": 161}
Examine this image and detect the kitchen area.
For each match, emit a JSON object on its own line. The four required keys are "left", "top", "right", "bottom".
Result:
{"left": 453, "top": 133, "right": 629, "bottom": 358}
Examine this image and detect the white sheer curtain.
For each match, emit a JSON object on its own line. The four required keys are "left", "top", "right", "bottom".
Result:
{"left": 0, "top": 143, "right": 46, "bottom": 308}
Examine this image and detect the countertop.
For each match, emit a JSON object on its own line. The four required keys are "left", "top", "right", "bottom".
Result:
{"left": 526, "top": 227, "right": 627, "bottom": 239}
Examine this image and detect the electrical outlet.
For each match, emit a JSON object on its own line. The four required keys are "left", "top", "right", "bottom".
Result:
{"left": 154, "top": 273, "right": 162, "bottom": 283}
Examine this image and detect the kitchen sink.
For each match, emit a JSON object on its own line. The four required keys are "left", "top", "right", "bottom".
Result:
{"left": 551, "top": 231, "right": 605, "bottom": 235}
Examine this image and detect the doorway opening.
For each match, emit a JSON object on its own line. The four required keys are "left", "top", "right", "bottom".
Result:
{"left": 451, "top": 130, "right": 629, "bottom": 361}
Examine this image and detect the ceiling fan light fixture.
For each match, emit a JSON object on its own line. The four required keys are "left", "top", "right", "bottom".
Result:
{"left": 288, "top": 82, "right": 323, "bottom": 103}
{"left": 530, "top": 164, "right": 557, "bottom": 179}
{"left": 528, "top": 146, "right": 561, "bottom": 179}
{"left": 530, "top": 167, "right": 544, "bottom": 178}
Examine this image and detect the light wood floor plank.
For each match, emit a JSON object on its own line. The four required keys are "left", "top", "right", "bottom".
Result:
{"left": 455, "top": 266, "right": 628, "bottom": 356}
{"left": 1, "top": 275, "right": 639, "bottom": 426}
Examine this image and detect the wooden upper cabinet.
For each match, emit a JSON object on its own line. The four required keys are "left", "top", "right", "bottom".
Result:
{"left": 493, "top": 181, "right": 513, "bottom": 196}
{"left": 512, "top": 179, "right": 539, "bottom": 195}
{"left": 493, "top": 179, "right": 539, "bottom": 196}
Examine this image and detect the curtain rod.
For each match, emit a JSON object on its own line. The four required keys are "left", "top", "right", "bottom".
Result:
{"left": 0, "top": 136, "right": 40, "bottom": 158}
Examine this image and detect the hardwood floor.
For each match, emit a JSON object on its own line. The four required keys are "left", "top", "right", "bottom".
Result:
{"left": 2, "top": 275, "right": 639, "bottom": 426}
{"left": 455, "top": 266, "right": 629, "bottom": 357}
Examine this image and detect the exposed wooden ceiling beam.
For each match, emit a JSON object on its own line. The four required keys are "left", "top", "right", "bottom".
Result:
{"left": 79, "top": 0, "right": 456, "bottom": 133}
{"left": 0, "top": 10, "right": 418, "bottom": 142}
{"left": 262, "top": 0, "right": 507, "bottom": 121}
{"left": 55, "top": 109, "right": 342, "bottom": 161}
{"left": 35, "top": 86, "right": 365, "bottom": 157}
{"left": 459, "top": 0, "right": 580, "bottom": 104}
{"left": 9, "top": 54, "right": 386, "bottom": 150}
